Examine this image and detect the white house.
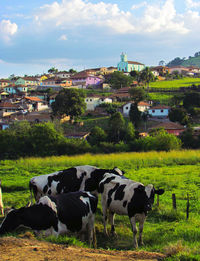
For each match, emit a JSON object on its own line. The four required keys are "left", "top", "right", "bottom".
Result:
{"left": 122, "top": 101, "right": 151, "bottom": 116}
{"left": 148, "top": 105, "right": 170, "bottom": 117}
{"left": 85, "top": 95, "right": 112, "bottom": 111}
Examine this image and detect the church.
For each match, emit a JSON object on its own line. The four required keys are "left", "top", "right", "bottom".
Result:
{"left": 117, "top": 53, "right": 145, "bottom": 73}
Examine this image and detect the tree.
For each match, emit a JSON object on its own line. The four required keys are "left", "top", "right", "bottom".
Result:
{"left": 139, "top": 67, "right": 155, "bottom": 89}
{"left": 183, "top": 92, "right": 200, "bottom": 110}
{"left": 108, "top": 71, "right": 133, "bottom": 89}
{"left": 107, "top": 112, "right": 125, "bottom": 142}
{"left": 124, "top": 122, "right": 135, "bottom": 143}
{"left": 87, "top": 126, "right": 107, "bottom": 145}
{"left": 51, "top": 89, "right": 86, "bottom": 120}
{"left": 68, "top": 68, "right": 77, "bottom": 73}
{"left": 129, "top": 103, "right": 141, "bottom": 128}
{"left": 169, "top": 108, "right": 189, "bottom": 125}
{"left": 159, "top": 60, "right": 165, "bottom": 66}
{"left": 129, "top": 87, "right": 147, "bottom": 104}
{"left": 48, "top": 67, "right": 58, "bottom": 74}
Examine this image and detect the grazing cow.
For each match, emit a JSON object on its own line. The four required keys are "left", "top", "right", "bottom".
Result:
{"left": 0, "top": 191, "right": 98, "bottom": 247}
{"left": 0, "top": 180, "right": 4, "bottom": 216}
{"left": 29, "top": 165, "right": 124, "bottom": 202}
{"left": 99, "top": 173, "right": 164, "bottom": 248}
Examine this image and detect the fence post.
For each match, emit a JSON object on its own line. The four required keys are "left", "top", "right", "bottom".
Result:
{"left": 172, "top": 193, "right": 176, "bottom": 210}
{"left": 186, "top": 193, "right": 190, "bottom": 220}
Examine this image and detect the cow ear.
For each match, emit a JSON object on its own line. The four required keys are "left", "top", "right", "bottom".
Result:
{"left": 155, "top": 189, "right": 164, "bottom": 195}
{"left": 138, "top": 185, "right": 145, "bottom": 192}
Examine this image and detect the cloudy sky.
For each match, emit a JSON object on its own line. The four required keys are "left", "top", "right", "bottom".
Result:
{"left": 0, "top": 0, "right": 200, "bottom": 78}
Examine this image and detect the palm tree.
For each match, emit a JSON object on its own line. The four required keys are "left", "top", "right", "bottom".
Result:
{"left": 140, "top": 67, "right": 155, "bottom": 90}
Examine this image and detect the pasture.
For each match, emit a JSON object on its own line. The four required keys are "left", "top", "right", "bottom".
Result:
{"left": 149, "top": 77, "right": 200, "bottom": 89}
{"left": 0, "top": 150, "right": 200, "bottom": 260}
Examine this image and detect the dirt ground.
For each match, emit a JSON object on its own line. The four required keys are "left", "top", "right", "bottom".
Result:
{"left": 0, "top": 235, "right": 166, "bottom": 261}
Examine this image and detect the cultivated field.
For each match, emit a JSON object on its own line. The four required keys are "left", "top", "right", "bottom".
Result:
{"left": 149, "top": 77, "right": 200, "bottom": 89}
{"left": 0, "top": 150, "right": 200, "bottom": 260}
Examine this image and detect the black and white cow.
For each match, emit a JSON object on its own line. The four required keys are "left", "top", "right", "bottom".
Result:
{"left": 0, "top": 179, "right": 4, "bottom": 216}
{"left": 98, "top": 173, "right": 164, "bottom": 248}
{"left": 29, "top": 165, "right": 124, "bottom": 202}
{"left": 0, "top": 191, "right": 98, "bottom": 247}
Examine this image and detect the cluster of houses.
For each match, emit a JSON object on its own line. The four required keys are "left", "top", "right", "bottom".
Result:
{"left": 1, "top": 53, "right": 199, "bottom": 136}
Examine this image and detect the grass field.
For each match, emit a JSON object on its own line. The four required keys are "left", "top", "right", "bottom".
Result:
{"left": 1, "top": 150, "right": 200, "bottom": 260}
{"left": 149, "top": 77, "right": 200, "bottom": 89}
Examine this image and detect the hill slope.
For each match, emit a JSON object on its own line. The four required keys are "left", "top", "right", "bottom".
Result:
{"left": 167, "top": 55, "right": 200, "bottom": 67}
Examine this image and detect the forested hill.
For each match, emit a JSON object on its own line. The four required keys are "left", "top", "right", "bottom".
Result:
{"left": 167, "top": 52, "right": 200, "bottom": 67}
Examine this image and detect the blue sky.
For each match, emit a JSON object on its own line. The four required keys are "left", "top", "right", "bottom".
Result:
{"left": 0, "top": 0, "right": 200, "bottom": 78}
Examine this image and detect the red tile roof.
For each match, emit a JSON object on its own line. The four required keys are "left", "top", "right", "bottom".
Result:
{"left": 24, "top": 96, "right": 43, "bottom": 102}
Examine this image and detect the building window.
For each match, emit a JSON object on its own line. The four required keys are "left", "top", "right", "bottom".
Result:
{"left": 90, "top": 99, "right": 92, "bottom": 102}
{"left": 161, "top": 110, "right": 163, "bottom": 113}
{"left": 152, "top": 110, "right": 155, "bottom": 113}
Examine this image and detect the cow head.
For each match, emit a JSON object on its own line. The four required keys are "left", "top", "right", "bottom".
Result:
{"left": 0, "top": 208, "right": 23, "bottom": 235}
{"left": 145, "top": 184, "right": 164, "bottom": 210}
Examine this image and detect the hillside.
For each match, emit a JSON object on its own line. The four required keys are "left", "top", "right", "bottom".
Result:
{"left": 167, "top": 54, "right": 200, "bottom": 67}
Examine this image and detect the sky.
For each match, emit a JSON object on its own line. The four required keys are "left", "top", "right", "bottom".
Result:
{"left": 0, "top": 0, "right": 200, "bottom": 78}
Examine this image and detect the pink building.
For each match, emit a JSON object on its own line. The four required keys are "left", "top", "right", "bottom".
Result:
{"left": 70, "top": 71, "right": 103, "bottom": 87}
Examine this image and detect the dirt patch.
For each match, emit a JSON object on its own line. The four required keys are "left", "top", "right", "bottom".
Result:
{"left": 0, "top": 236, "right": 166, "bottom": 261}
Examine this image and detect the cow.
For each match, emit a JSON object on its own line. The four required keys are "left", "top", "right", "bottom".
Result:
{"left": 29, "top": 165, "right": 124, "bottom": 203}
{"left": 98, "top": 173, "right": 164, "bottom": 248}
{"left": 0, "top": 191, "right": 98, "bottom": 247}
{"left": 0, "top": 179, "right": 4, "bottom": 216}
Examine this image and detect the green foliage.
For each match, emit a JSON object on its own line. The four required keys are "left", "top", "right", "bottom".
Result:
{"left": 87, "top": 126, "right": 107, "bottom": 145}
{"left": 132, "top": 129, "right": 182, "bottom": 151}
{"left": 124, "top": 122, "right": 135, "bottom": 143}
{"left": 107, "top": 71, "right": 133, "bottom": 89}
{"left": 180, "top": 128, "right": 200, "bottom": 149}
{"left": 51, "top": 88, "right": 86, "bottom": 120}
{"left": 183, "top": 92, "right": 200, "bottom": 110}
{"left": 129, "top": 87, "right": 147, "bottom": 104}
{"left": 107, "top": 112, "right": 125, "bottom": 142}
{"left": 169, "top": 108, "right": 189, "bottom": 125}
{"left": 129, "top": 103, "right": 141, "bottom": 128}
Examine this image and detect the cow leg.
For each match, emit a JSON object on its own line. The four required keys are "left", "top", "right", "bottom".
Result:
{"left": 88, "top": 215, "right": 95, "bottom": 247}
{"left": 130, "top": 216, "right": 138, "bottom": 249}
{"left": 137, "top": 213, "right": 146, "bottom": 246}
{"left": 101, "top": 198, "right": 108, "bottom": 236}
{"left": 109, "top": 211, "right": 117, "bottom": 237}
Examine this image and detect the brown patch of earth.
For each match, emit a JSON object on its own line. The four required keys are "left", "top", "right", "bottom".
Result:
{"left": 0, "top": 235, "right": 166, "bottom": 261}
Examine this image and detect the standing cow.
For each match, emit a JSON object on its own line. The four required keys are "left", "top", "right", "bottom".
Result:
{"left": 29, "top": 165, "right": 124, "bottom": 202}
{"left": 99, "top": 173, "right": 164, "bottom": 248}
{"left": 0, "top": 191, "right": 98, "bottom": 247}
{"left": 0, "top": 179, "right": 4, "bottom": 216}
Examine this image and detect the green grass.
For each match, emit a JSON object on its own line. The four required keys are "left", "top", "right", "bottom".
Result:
{"left": 149, "top": 77, "right": 200, "bottom": 89}
{"left": 1, "top": 150, "right": 200, "bottom": 260}
{"left": 148, "top": 92, "right": 175, "bottom": 104}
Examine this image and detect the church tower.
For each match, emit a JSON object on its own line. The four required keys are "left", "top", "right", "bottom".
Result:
{"left": 120, "top": 52, "right": 127, "bottom": 62}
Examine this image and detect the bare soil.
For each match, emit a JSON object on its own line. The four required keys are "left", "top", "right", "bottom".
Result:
{"left": 0, "top": 235, "right": 166, "bottom": 261}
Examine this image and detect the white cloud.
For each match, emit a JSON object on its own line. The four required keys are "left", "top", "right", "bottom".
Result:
{"left": 34, "top": 0, "right": 135, "bottom": 34}
{"left": 34, "top": 0, "right": 190, "bottom": 35}
{"left": 141, "top": 0, "right": 188, "bottom": 34}
{"left": 186, "top": 0, "right": 200, "bottom": 9}
{"left": 0, "top": 19, "right": 18, "bottom": 42}
{"left": 131, "top": 2, "right": 147, "bottom": 10}
{"left": 58, "top": 34, "right": 68, "bottom": 41}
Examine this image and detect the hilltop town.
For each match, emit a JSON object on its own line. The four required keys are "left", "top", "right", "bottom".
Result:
{"left": 0, "top": 53, "right": 200, "bottom": 156}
